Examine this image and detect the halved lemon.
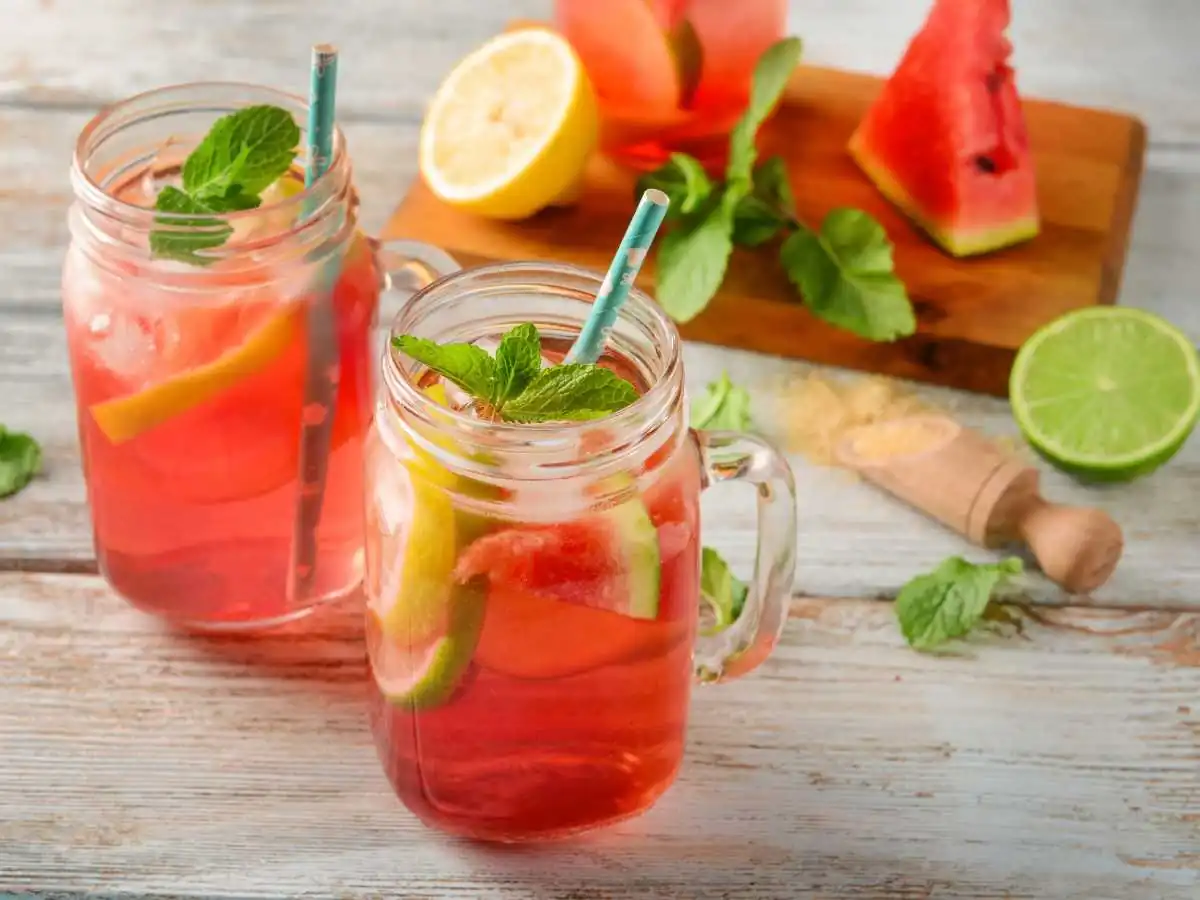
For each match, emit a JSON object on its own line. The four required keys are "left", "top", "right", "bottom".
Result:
{"left": 90, "top": 306, "right": 300, "bottom": 445}
{"left": 418, "top": 27, "right": 599, "bottom": 220}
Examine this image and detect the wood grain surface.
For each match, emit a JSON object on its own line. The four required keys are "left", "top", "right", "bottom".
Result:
{"left": 389, "top": 61, "right": 1147, "bottom": 396}
{"left": 1, "top": 1, "right": 1199, "bottom": 897}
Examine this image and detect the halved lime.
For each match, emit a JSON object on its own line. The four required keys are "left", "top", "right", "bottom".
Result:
{"left": 1009, "top": 307, "right": 1200, "bottom": 482}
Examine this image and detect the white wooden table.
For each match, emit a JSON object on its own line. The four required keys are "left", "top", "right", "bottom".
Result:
{"left": 2, "top": 1, "right": 1198, "bottom": 897}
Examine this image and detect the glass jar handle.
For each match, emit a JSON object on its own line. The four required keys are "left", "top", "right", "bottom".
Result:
{"left": 692, "top": 429, "right": 798, "bottom": 684}
{"left": 372, "top": 237, "right": 462, "bottom": 310}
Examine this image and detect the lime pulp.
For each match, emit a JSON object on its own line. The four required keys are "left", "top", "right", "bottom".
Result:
{"left": 1009, "top": 307, "right": 1200, "bottom": 482}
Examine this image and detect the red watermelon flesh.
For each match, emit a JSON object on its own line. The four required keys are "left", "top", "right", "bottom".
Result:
{"left": 848, "top": 0, "right": 1039, "bottom": 257}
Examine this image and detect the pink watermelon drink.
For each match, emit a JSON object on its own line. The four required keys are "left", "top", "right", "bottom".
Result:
{"left": 63, "top": 85, "right": 379, "bottom": 628}
{"left": 365, "top": 262, "right": 799, "bottom": 841}
{"left": 554, "top": 0, "right": 788, "bottom": 170}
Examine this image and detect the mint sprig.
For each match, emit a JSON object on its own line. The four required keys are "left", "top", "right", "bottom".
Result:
{"left": 150, "top": 105, "right": 301, "bottom": 265}
{"left": 393, "top": 324, "right": 639, "bottom": 424}
{"left": 638, "top": 37, "right": 916, "bottom": 342}
{"left": 894, "top": 556, "right": 1024, "bottom": 651}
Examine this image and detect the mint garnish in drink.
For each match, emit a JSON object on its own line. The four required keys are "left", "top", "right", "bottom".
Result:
{"left": 150, "top": 105, "right": 302, "bottom": 264}
{"left": 393, "top": 323, "right": 639, "bottom": 424}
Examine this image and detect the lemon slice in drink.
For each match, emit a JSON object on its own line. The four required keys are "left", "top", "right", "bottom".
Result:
{"left": 90, "top": 306, "right": 300, "bottom": 444}
{"left": 1009, "top": 307, "right": 1200, "bottom": 482}
{"left": 418, "top": 27, "right": 599, "bottom": 219}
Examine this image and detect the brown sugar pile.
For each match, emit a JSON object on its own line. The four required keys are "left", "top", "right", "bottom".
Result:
{"left": 773, "top": 371, "right": 1028, "bottom": 469}
{"left": 777, "top": 372, "right": 940, "bottom": 466}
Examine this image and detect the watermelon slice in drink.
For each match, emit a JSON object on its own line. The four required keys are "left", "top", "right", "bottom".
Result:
{"left": 848, "top": 0, "right": 1039, "bottom": 257}
{"left": 453, "top": 497, "right": 685, "bottom": 680}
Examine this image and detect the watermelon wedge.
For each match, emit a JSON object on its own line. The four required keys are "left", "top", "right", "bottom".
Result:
{"left": 848, "top": 0, "right": 1039, "bottom": 257}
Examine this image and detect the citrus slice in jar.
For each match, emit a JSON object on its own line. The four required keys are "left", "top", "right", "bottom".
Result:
{"left": 418, "top": 27, "right": 599, "bottom": 219}
{"left": 88, "top": 304, "right": 301, "bottom": 445}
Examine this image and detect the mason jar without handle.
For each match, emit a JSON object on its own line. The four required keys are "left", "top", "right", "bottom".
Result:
{"left": 364, "top": 260, "right": 797, "bottom": 842}
{"left": 63, "top": 81, "right": 458, "bottom": 630}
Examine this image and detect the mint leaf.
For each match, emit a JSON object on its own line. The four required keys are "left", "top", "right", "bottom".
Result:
{"left": 502, "top": 365, "right": 638, "bottom": 424}
{"left": 149, "top": 187, "right": 233, "bottom": 265}
{"left": 0, "top": 427, "right": 42, "bottom": 498}
{"left": 700, "top": 546, "right": 749, "bottom": 632}
{"left": 726, "top": 37, "right": 803, "bottom": 189}
{"left": 691, "top": 372, "right": 752, "bottom": 431}
{"left": 732, "top": 156, "right": 796, "bottom": 246}
{"left": 895, "top": 556, "right": 1023, "bottom": 651}
{"left": 493, "top": 323, "right": 542, "bottom": 407}
{"left": 182, "top": 105, "right": 300, "bottom": 201}
{"left": 637, "top": 153, "right": 712, "bottom": 219}
{"left": 655, "top": 192, "right": 736, "bottom": 323}
{"left": 392, "top": 335, "right": 497, "bottom": 402}
{"left": 781, "top": 208, "right": 916, "bottom": 341}
{"left": 151, "top": 105, "right": 299, "bottom": 264}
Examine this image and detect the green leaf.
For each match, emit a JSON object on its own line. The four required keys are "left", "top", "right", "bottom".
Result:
{"left": 780, "top": 208, "right": 916, "bottom": 342}
{"left": 0, "top": 427, "right": 42, "bottom": 498}
{"left": 655, "top": 192, "right": 737, "bottom": 323}
{"left": 733, "top": 156, "right": 797, "bottom": 245}
{"left": 493, "top": 323, "right": 543, "bottom": 407}
{"left": 700, "top": 546, "right": 749, "bottom": 632}
{"left": 502, "top": 365, "right": 639, "bottom": 424}
{"left": 182, "top": 105, "right": 300, "bottom": 201}
{"left": 691, "top": 372, "right": 752, "bottom": 431}
{"left": 894, "top": 556, "right": 1024, "bottom": 651}
{"left": 392, "top": 335, "right": 497, "bottom": 402}
{"left": 149, "top": 187, "right": 233, "bottom": 265}
{"left": 637, "top": 153, "right": 713, "bottom": 219}
{"left": 726, "top": 37, "right": 803, "bottom": 189}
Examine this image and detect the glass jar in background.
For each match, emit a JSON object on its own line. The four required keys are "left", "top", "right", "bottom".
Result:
{"left": 63, "top": 82, "right": 453, "bottom": 630}
{"left": 364, "top": 260, "right": 797, "bottom": 841}
{"left": 555, "top": 0, "right": 788, "bottom": 170}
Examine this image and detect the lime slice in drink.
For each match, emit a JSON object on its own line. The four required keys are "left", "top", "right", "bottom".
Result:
{"left": 367, "top": 582, "right": 485, "bottom": 710}
{"left": 1009, "top": 307, "right": 1200, "bottom": 482}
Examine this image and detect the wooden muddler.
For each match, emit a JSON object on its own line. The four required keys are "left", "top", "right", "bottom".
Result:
{"left": 834, "top": 414, "right": 1124, "bottom": 595}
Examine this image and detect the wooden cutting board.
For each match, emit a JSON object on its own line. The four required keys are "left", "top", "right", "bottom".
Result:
{"left": 383, "top": 62, "right": 1146, "bottom": 397}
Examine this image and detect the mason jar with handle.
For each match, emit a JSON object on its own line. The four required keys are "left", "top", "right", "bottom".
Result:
{"left": 63, "top": 81, "right": 460, "bottom": 630}
{"left": 364, "top": 260, "right": 797, "bottom": 841}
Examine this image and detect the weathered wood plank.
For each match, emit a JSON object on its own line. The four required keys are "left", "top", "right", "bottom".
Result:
{"left": 1, "top": 573, "right": 1196, "bottom": 898}
{"left": 2, "top": 0, "right": 1198, "bottom": 143}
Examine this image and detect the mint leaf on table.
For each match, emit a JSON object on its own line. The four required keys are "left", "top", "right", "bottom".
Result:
{"left": 894, "top": 556, "right": 1024, "bottom": 652}
{"left": 0, "top": 427, "right": 42, "bottom": 499}
{"left": 781, "top": 208, "right": 917, "bottom": 341}
{"left": 501, "top": 365, "right": 638, "bottom": 423}
{"left": 392, "top": 335, "right": 497, "bottom": 401}
{"left": 691, "top": 371, "right": 752, "bottom": 431}
{"left": 493, "top": 323, "right": 543, "bottom": 406}
{"left": 637, "top": 153, "right": 713, "bottom": 219}
{"left": 151, "top": 105, "right": 300, "bottom": 264}
{"left": 725, "top": 37, "right": 803, "bottom": 190}
{"left": 732, "top": 157, "right": 796, "bottom": 247}
{"left": 655, "top": 192, "right": 737, "bottom": 323}
{"left": 700, "top": 546, "right": 749, "bottom": 632}
{"left": 392, "top": 324, "right": 639, "bottom": 424}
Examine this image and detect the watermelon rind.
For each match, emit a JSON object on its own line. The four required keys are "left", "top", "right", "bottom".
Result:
{"left": 603, "top": 496, "right": 662, "bottom": 620}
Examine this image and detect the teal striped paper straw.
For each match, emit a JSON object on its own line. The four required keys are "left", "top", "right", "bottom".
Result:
{"left": 290, "top": 43, "right": 344, "bottom": 601}
{"left": 565, "top": 188, "right": 670, "bottom": 365}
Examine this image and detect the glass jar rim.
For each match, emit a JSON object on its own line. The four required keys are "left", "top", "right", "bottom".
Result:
{"left": 70, "top": 80, "right": 348, "bottom": 235}
{"left": 381, "top": 260, "right": 684, "bottom": 466}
